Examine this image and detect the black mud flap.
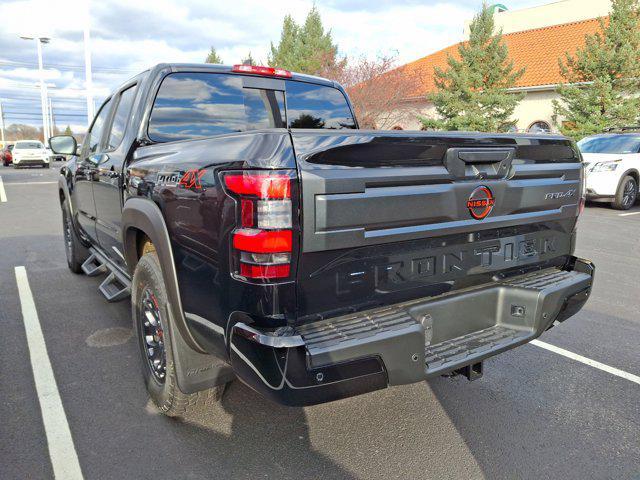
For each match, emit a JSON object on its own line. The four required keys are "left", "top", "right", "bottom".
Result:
{"left": 165, "top": 303, "right": 235, "bottom": 394}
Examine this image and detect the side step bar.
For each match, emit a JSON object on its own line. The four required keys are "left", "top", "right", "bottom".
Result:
{"left": 99, "top": 272, "right": 131, "bottom": 302}
{"left": 84, "top": 247, "right": 132, "bottom": 302}
{"left": 81, "top": 252, "right": 107, "bottom": 276}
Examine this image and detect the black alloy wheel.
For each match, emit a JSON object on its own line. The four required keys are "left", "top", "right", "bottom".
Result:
{"left": 139, "top": 288, "right": 167, "bottom": 383}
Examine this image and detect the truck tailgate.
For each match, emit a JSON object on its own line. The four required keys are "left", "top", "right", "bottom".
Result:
{"left": 290, "top": 130, "right": 583, "bottom": 321}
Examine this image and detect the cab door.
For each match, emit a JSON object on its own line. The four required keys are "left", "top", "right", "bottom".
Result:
{"left": 72, "top": 97, "right": 114, "bottom": 243}
{"left": 93, "top": 83, "right": 138, "bottom": 267}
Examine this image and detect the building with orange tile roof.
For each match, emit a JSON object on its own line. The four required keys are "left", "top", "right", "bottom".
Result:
{"left": 393, "top": 0, "right": 611, "bottom": 133}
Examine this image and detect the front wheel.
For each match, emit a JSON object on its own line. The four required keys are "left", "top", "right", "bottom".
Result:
{"left": 613, "top": 176, "right": 638, "bottom": 210}
{"left": 132, "top": 251, "right": 224, "bottom": 417}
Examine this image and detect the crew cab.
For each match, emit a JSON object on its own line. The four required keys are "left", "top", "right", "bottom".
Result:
{"left": 578, "top": 130, "right": 640, "bottom": 209}
{"left": 50, "top": 63, "right": 594, "bottom": 416}
{"left": 12, "top": 140, "right": 50, "bottom": 168}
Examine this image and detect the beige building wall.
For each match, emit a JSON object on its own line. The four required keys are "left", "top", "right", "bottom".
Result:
{"left": 512, "top": 88, "right": 560, "bottom": 132}
{"left": 393, "top": 88, "right": 562, "bottom": 132}
{"left": 464, "top": 0, "right": 611, "bottom": 36}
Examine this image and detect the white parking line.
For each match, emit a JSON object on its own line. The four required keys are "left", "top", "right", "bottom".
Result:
{"left": 618, "top": 211, "right": 640, "bottom": 217}
{"left": 0, "top": 176, "right": 6, "bottom": 202}
{"left": 15, "top": 266, "right": 84, "bottom": 480}
{"left": 531, "top": 339, "right": 640, "bottom": 385}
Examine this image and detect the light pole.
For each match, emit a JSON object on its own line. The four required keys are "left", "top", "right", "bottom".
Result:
{"left": 20, "top": 35, "right": 50, "bottom": 143}
{"left": 0, "top": 101, "right": 5, "bottom": 147}
{"left": 48, "top": 97, "right": 55, "bottom": 135}
{"left": 84, "top": 1, "right": 94, "bottom": 124}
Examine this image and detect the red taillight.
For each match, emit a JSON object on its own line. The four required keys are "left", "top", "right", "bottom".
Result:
{"left": 224, "top": 174, "right": 290, "bottom": 198}
{"left": 233, "top": 229, "right": 292, "bottom": 253}
{"left": 240, "top": 263, "right": 290, "bottom": 279}
{"left": 223, "top": 171, "right": 295, "bottom": 281}
{"left": 241, "top": 199, "right": 254, "bottom": 227}
{"left": 231, "top": 64, "right": 292, "bottom": 78}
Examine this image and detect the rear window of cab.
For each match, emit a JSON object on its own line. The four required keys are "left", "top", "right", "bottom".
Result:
{"left": 147, "top": 72, "right": 355, "bottom": 143}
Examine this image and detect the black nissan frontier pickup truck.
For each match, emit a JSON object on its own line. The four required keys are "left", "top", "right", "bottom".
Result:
{"left": 50, "top": 63, "right": 594, "bottom": 416}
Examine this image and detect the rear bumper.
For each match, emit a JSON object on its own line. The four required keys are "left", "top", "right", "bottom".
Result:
{"left": 13, "top": 158, "right": 48, "bottom": 166}
{"left": 229, "top": 257, "right": 594, "bottom": 406}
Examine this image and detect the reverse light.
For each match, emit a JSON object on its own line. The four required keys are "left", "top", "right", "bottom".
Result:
{"left": 231, "top": 64, "right": 292, "bottom": 78}
{"left": 223, "top": 171, "right": 295, "bottom": 281}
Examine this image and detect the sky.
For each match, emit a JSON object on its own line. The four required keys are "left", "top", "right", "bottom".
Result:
{"left": 0, "top": 0, "right": 543, "bottom": 133}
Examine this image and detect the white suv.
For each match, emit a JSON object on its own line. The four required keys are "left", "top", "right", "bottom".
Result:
{"left": 12, "top": 140, "right": 50, "bottom": 169}
{"left": 578, "top": 132, "right": 640, "bottom": 210}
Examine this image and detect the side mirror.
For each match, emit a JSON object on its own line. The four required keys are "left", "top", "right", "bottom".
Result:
{"left": 49, "top": 135, "right": 77, "bottom": 155}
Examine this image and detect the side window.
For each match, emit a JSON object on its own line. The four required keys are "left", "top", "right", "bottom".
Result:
{"left": 285, "top": 81, "right": 356, "bottom": 129}
{"left": 148, "top": 72, "right": 286, "bottom": 143}
{"left": 87, "top": 98, "right": 113, "bottom": 154}
{"left": 107, "top": 85, "right": 137, "bottom": 150}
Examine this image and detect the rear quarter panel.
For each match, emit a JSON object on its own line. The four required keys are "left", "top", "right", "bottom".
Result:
{"left": 124, "top": 130, "right": 298, "bottom": 356}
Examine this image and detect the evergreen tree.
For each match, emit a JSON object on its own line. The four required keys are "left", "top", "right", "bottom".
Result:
{"left": 553, "top": 0, "right": 640, "bottom": 139}
{"left": 419, "top": 4, "right": 525, "bottom": 132}
{"left": 269, "top": 15, "right": 301, "bottom": 70}
{"left": 299, "top": 5, "right": 338, "bottom": 73}
{"left": 268, "top": 6, "right": 339, "bottom": 74}
{"left": 205, "top": 47, "right": 223, "bottom": 64}
{"left": 64, "top": 125, "right": 73, "bottom": 136}
{"left": 241, "top": 52, "right": 255, "bottom": 66}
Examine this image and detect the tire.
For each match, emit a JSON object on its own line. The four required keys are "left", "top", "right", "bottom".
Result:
{"left": 612, "top": 176, "right": 638, "bottom": 210}
{"left": 132, "top": 251, "right": 224, "bottom": 417}
{"left": 61, "top": 199, "right": 88, "bottom": 273}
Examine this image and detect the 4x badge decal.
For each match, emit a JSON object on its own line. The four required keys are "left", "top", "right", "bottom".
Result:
{"left": 156, "top": 169, "right": 207, "bottom": 191}
{"left": 178, "top": 169, "right": 206, "bottom": 190}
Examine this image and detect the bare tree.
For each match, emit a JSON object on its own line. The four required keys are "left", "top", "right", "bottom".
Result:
{"left": 319, "top": 53, "right": 415, "bottom": 129}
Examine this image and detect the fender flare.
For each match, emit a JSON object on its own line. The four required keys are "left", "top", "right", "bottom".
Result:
{"left": 122, "top": 197, "right": 234, "bottom": 393}
{"left": 121, "top": 197, "right": 203, "bottom": 353}
{"left": 617, "top": 169, "right": 640, "bottom": 192}
{"left": 58, "top": 174, "right": 72, "bottom": 213}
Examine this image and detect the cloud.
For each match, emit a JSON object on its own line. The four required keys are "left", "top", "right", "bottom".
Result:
{"left": 0, "top": 0, "right": 546, "bottom": 131}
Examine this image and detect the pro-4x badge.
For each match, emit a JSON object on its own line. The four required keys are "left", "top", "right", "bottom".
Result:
{"left": 467, "top": 186, "right": 495, "bottom": 220}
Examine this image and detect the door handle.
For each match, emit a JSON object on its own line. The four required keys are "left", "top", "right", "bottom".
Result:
{"left": 98, "top": 165, "right": 119, "bottom": 179}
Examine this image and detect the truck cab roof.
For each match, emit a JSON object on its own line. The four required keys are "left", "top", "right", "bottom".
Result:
{"left": 150, "top": 62, "right": 337, "bottom": 88}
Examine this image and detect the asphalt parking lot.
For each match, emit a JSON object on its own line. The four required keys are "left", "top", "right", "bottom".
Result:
{"left": 0, "top": 164, "right": 638, "bottom": 480}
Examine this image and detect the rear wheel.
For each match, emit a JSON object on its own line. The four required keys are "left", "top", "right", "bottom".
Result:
{"left": 62, "top": 200, "right": 88, "bottom": 273}
{"left": 132, "top": 250, "right": 223, "bottom": 417}
{"left": 613, "top": 176, "right": 637, "bottom": 210}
